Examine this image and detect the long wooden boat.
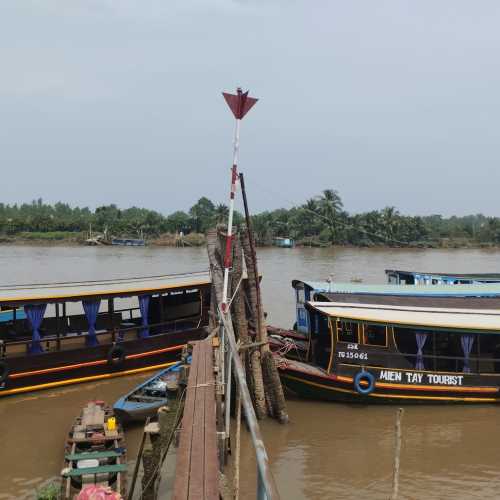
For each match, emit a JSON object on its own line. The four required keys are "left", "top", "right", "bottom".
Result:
{"left": 385, "top": 269, "right": 500, "bottom": 285}
{"left": 0, "top": 271, "right": 211, "bottom": 397}
{"left": 274, "top": 301, "right": 500, "bottom": 404}
{"left": 113, "top": 361, "right": 182, "bottom": 422}
{"left": 61, "top": 400, "right": 126, "bottom": 499}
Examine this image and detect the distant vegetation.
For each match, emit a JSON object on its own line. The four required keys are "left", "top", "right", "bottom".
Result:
{"left": 1, "top": 192, "right": 500, "bottom": 248}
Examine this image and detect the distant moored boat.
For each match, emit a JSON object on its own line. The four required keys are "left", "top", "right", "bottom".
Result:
{"left": 111, "top": 238, "right": 145, "bottom": 246}
{"left": 386, "top": 269, "right": 500, "bottom": 285}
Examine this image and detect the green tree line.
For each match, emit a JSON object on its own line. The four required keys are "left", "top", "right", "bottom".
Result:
{"left": 1, "top": 192, "right": 500, "bottom": 247}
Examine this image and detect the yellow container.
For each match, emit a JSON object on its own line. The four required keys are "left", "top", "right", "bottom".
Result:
{"left": 107, "top": 417, "right": 116, "bottom": 431}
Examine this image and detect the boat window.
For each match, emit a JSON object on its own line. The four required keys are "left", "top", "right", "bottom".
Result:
{"left": 297, "top": 287, "right": 305, "bottom": 305}
{"left": 432, "top": 331, "right": 463, "bottom": 372}
{"left": 388, "top": 273, "right": 398, "bottom": 284}
{"left": 337, "top": 321, "right": 359, "bottom": 343}
{"left": 393, "top": 327, "right": 433, "bottom": 368}
{"left": 476, "top": 333, "right": 500, "bottom": 373}
{"left": 313, "top": 312, "right": 330, "bottom": 336}
{"left": 362, "top": 324, "right": 387, "bottom": 347}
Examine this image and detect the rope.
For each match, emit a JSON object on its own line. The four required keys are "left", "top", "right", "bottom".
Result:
{"left": 227, "top": 273, "right": 244, "bottom": 309}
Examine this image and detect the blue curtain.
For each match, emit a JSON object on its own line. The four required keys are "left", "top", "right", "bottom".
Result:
{"left": 415, "top": 332, "right": 428, "bottom": 370}
{"left": 461, "top": 334, "right": 475, "bottom": 373}
{"left": 139, "top": 295, "right": 151, "bottom": 338}
{"left": 83, "top": 299, "right": 101, "bottom": 347}
{"left": 24, "top": 304, "right": 47, "bottom": 354}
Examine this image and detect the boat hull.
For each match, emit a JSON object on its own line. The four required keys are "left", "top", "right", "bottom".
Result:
{"left": 114, "top": 399, "right": 167, "bottom": 423}
{"left": 277, "top": 358, "right": 500, "bottom": 404}
{"left": 0, "top": 328, "right": 205, "bottom": 397}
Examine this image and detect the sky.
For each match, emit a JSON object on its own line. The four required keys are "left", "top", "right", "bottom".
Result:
{"left": 2, "top": 0, "right": 500, "bottom": 217}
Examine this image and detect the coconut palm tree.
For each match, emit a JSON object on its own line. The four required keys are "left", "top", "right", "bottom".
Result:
{"left": 319, "top": 189, "right": 343, "bottom": 244}
{"left": 214, "top": 203, "right": 229, "bottom": 224}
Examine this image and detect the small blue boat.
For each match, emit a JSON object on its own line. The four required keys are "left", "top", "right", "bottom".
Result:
{"left": 111, "top": 238, "right": 145, "bottom": 246}
{"left": 113, "top": 362, "right": 182, "bottom": 423}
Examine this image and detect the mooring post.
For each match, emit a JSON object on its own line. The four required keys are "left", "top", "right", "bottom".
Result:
{"left": 141, "top": 421, "right": 160, "bottom": 500}
{"left": 158, "top": 405, "right": 171, "bottom": 450}
{"left": 390, "top": 407, "right": 404, "bottom": 500}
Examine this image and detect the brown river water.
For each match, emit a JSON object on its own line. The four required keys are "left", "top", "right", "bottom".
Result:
{"left": 1, "top": 245, "right": 500, "bottom": 499}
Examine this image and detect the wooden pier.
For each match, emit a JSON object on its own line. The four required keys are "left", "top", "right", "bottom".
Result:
{"left": 173, "top": 340, "right": 218, "bottom": 500}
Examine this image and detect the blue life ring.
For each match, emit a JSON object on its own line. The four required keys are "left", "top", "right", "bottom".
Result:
{"left": 354, "top": 371, "right": 375, "bottom": 395}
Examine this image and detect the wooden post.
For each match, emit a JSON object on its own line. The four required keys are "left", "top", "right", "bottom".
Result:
{"left": 239, "top": 174, "right": 288, "bottom": 424}
{"left": 55, "top": 303, "right": 61, "bottom": 351}
{"left": 390, "top": 408, "right": 404, "bottom": 500}
{"left": 159, "top": 294, "right": 165, "bottom": 331}
{"left": 239, "top": 173, "right": 266, "bottom": 346}
{"left": 108, "top": 299, "right": 116, "bottom": 342}
{"left": 141, "top": 422, "right": 160, "bottom": 500}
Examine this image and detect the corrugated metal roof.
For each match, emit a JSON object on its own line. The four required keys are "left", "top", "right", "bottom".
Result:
{"left": 308, "top": 301, "right": 500, "bottom": 331}
{"left": 385, "top": 269, "right": 500, "bottom": 280}
{"left": 298, "top": 280, "right": 500, "bottom": 297}
{"left": 0, "top": 271, "right": 211, "bottom": 303}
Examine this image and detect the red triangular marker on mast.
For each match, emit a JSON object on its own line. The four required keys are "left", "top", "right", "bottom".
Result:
{"left": 222, "top": 87, "right": 258, "bottom": 120}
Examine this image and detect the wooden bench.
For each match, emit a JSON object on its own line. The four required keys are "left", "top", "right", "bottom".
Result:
{"left": 65, "top": 450, "right": 124, "bottom": 461}
{"left": 62, "top": 463, "right": 128, "bottom": 477}
{"left": 173, "top": 340, "right": 218, "bottom": 500}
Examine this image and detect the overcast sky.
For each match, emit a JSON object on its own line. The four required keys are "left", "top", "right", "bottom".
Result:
{"left": 2, "top": 1, "right": 500, "bottom": 216}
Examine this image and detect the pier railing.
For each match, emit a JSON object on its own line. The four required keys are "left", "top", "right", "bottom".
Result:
{"left": 219, "top": 313, "right": 280, "bottom": 500}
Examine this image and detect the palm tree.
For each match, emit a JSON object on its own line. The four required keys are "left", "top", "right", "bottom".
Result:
{"left": 381, "top": 206, "right": 400, "bottom": 244}
{"left": 214, "top": 203, "right": 229, "bottom": 224}
{"left": 319, "top": 189, "right": 343, "bottom": 244}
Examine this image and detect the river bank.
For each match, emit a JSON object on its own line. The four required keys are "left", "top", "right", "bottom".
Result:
{"left": 3, "top": 231, "right": 500, "bottom": 250}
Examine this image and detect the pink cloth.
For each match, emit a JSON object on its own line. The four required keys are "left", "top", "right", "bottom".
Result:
{"left": 77, "top": 485, "right": 122, "bottom": 500}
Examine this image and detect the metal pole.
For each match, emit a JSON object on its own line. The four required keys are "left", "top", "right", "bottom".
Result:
{"left": 220, "top": 314, "right": 280, "bottom": 499}
{"left": 220, "top": 87, "right": 257, "bottom": 315}
{"left": 221, "top": 118, "right": 241, "bottom": 314}
{"left": 224, "top": 349, "right": 233, "bottom": 446}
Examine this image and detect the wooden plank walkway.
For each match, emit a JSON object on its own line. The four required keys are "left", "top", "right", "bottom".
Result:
{"left": 173, "top": 339, "right": 218, "bottom": 500}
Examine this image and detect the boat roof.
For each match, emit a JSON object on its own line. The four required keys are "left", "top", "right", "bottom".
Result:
{"left": 385, "top": 269, "right": 500, "bottom": 280}
{"left": 307, "top": 301, "right": 500, "bottom": 332}
{"left": 0, "top": 271, "right": 210, "bottom": 305}
{"left": 298, "top": 281, "right": 500, "bottom": 298}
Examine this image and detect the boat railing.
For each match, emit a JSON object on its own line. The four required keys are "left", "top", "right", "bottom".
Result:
{"left": 0, "top": 316, "right": 204, "bottom": 358}
{"left": 219, "top": 313, "right": 280, "bottom": 500}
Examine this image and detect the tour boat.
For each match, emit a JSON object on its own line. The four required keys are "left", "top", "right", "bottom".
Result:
{"left": 61, "top": 401, "right": 126, "bottom": 499}
{"left": 274, "top": 300, "right": 500, "bottom": 404}
{"left": 0, "top": 271, "right": 210, "bottom": 397}
{"left": 268, "top": 278, "right": 500, "bottom": 403}
{"left": 385, "top": 269, "right": 500, "bottom": 285}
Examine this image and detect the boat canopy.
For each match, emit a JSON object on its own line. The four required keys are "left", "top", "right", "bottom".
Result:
{"left": 307, "top": 301, "right": 500, "bottom": 333}
{"left": 385, "top": 269, "right": 500, "bottom": 280}
{"left": 292, "top": 279, "right": 332, "bottom": 293}
{"left": 0, "top": 271, "right": 210, "bottom": 306}
{"left": 385, "top": 269, "right": 500, "bottom": 285}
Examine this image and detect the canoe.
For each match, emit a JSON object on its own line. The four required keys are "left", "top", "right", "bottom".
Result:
{"left": 60, "top": 401, "right": 127, "bottom": 499}
{"left": 113, "top": 362, "right": 182, "bottom": 423}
